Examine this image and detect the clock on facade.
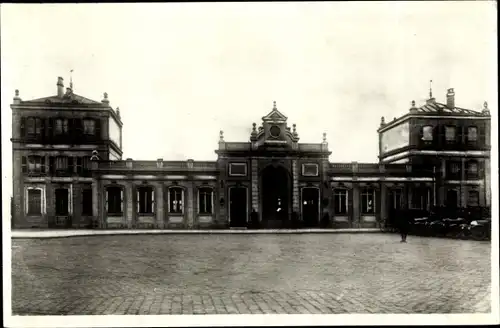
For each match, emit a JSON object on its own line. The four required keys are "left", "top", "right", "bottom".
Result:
{"left": 270, "top": 125, "right": 281, "bottom": 138}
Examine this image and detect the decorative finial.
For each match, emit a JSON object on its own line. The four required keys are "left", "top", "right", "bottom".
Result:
{"left": 252, "top": 123, "right": 256, "bottom": 132}
{"left": 411, "top": 100, "right": 416, "bottom": 107}
{"left": 273, "top": 101, "right": 277, "bottom": 110}
{"left": 15, "top": 89, "right": 19, "bottom": 97}
{"left": 380, "top": 116, "right": 385, "bottom": 125}
{"left": 116, "top": 107, "right": 121, "bottom": 118}
{"left": 323, "top": 132, "right": 327, "bottom": 142}
{"left": 484, "top": 101, "right": 488, "bottom": 110}
{"left": 219, "top": 130, "right": 224, "bottom": 142}
{"left": 292, "top": 123, "right": 296, "bottom": 133}
{"left": 429, "top": 80, "right": 433, "bottom": 98}
{"left": 90, "top": 150, "right": 100, "bottom": 161}
{"left": 104, "top": 92, "right": 108, "bottom": 99}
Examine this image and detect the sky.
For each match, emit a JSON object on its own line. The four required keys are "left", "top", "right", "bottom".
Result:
{"left": 1, "top": 2, "right": 497, "bottom": 181}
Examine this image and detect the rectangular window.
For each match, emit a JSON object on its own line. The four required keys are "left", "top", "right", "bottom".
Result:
{"left": 82, "top": 188, "right": 93, "bottom": 216}
{"left": 83, "top": 119, "right": 96, "bottom": 135}
{"left": 76, "top": 157, "right": 92, "bottom": 174}
{"left": 54, "top": 118, "right": 69, "bottom": 135}
{"left": 27, "top": 189, "right": 42, "bottom": 215}
{"left": 467, "top": 161, "right": 478, "bottom": 178}
{"left": 25, "top": 117, "right": 44, "bottom": 136}
{"left": 412, "top": 187, "right": 430, "bottom": 210}
{"left": 361, "top": 188, "right": 375, "bottom": 214}
{"left": 169, "top": 188, "right": 184, "bottom": 213}
{"left": 467, "top": 127, "right": 478, "bottom": 142}
{"left": 229, "top": 163, "right": 247, "bottom": 176}
{"left": 137, "top": 187, "right": 155, "bottom": 214}
{"left": 391, "top": 189, "right": 403, "bottom": 209}
{"left": 468, "top": 190, "right": 479, "bottom": 207}
{"left": 106, "top": 187, "right": 123, "bottom": 214}
{"left": 445, "top": 126, "right": 456, "bottom": 142}
{"left": 422, "top": 126, "right": 433, "bottom": 141}
{"left": 302, "top": 163, "right": 319, "bottom": 177}
{"left": 199, "top": 188, "right": 213, "bottom": 214}
{"left": 55, "top": 156, "right": 68, "bottom": 171}
{"left": 333, "top": 189, "right": 348, "bottom": 214}
{"left": 26, "top": 156, "right": 45, "bottom": 173}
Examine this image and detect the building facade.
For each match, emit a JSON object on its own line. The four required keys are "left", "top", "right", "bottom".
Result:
{"left": 10, "top": 78, "right": 492, "bottom": 229}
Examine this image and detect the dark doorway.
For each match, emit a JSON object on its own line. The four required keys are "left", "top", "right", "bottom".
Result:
{"left": 229, "top": 187, "right": 247, "bottom": 228}
{"left": 302, "top": 188, "right": 319, "bottom": 228}
{"left": 446, "top": 189, "right": 458, "bottom": 208}
{"left": 388, "top": 189, "right": 403, "bottom": 227}
{"left": 55, "top": 188, "right": 70, "bottom": 228}
{"left": 261, "top": 165, "right": 291, "bottom": 228}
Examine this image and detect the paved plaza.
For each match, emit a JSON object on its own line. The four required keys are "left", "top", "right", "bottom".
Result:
{"left": 11, "top": 233, "right": 491, "bottom": 315}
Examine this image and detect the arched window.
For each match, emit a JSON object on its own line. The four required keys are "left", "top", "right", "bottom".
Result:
{"left": 169, "top": 187, "right": 184, "bottom": 214}
{"left": 198, "top": 188, "right": 213, "bottom": 214}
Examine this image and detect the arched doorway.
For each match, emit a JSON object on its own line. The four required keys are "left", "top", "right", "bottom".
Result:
{"left": 261, "top": 165, "right": 292, "bottom": 228}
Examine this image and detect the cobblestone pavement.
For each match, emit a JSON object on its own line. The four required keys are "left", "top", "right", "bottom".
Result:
{"left": 11, "top": 234, "right": 491, "bottom": 315}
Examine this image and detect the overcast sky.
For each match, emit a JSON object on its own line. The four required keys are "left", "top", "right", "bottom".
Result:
{"left": 1, "top": 2, "right": 497, "bottom": 172}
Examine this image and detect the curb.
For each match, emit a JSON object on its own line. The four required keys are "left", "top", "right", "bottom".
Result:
{"left": 10, "top": 228, "right": 383, "bottom": 239}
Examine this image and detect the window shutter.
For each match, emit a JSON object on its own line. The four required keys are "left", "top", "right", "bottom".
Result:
{"left": 20, "top": 117, "right": 26, "bottom": 137}
{"left": 120, "top": 189, "right": 124, "bottom": 212}
{"left": 137, "top": 189, "right": 140, "bottom": 213}
{"left": 95, "top": 119, "right": 101, "bottom": 139}
{"left": 105, "top": 189, "right": 109, "bottom": 212}
{"left": 152, "top": 189, "right": 155, "bottom": 213}
{"left": 68, "top": 157, "right": 74, "bottom": 173}
{"left": 21, "top": 156, "right": 27, "bottom": 173}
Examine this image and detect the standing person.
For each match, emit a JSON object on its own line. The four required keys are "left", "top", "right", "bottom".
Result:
{"left": 399, "top": 211, "right": 411, "bottom": 242}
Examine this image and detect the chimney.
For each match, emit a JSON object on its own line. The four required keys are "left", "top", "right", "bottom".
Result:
{"left": 57, "top": 77, "right": 64, "bottom": 98}
{"left": 446, "top": 88, "right": 455, "bottom": 109}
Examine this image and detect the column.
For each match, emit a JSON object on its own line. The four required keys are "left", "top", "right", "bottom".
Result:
{"left": 156, "top": 183, "right": 164, "bottom": 229}
{"left": 292, "top": 160, "right": 300, "bottom": 214}
{"left": 460, "top": 158, "right": 466, "bottom": 207}
{"left": 186, "top": 182, "right": 194, "bottom": 229}
{"left": 380, "top": 184, "right": 387, "bottom": 224}
{"left": 352, "top": 184, "right": 360, "bottom": 228}
{"left": 439, "top": 158, "right": 446, "bottom": 206}
{"left": 92, "top": 180, "right": 100, "bottom": 228}
{"left": 484, "top": 158, "right": 491, "bottom": 207}
{"left": 125, "top": 182, "right": 133, "bottom": 229}
{"left": 251, "top": 159, "right": 259, "bottom": 214}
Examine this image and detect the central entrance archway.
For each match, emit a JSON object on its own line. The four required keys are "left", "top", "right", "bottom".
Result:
{"left": 261, "top": 165, "right": 292, "bottom": 228}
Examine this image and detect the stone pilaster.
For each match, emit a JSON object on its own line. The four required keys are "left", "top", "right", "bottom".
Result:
{"left": 439, "top": 158, "right": 446, "bottom": 206}
{"left": 292, "top": 160, "right": 300, "bottom": 213}
{"left": 156, "top": 183, "right": 164, "bottom": 229}
{"left": 125, "top": 182, "right": 133, "bottom": 228}
{"left": 251, "top": 159, "right": 259, "bottom": 214}
{"left": 352, "top": 184, "right": 360, "bottom": 228}
{"left": 187, "top": 182, "right": 194, "bottom": 229}
{"left": 484, "top": 158, "right": 491, "bottom": 207}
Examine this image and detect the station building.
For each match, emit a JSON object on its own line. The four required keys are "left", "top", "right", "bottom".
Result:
{"left": 10, "top": 77, "right": 492, "bottom": 229}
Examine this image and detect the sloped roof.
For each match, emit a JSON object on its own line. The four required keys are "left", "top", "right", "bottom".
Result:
{"left": 417, "top": 101, "right": 483, "bottom": 116}
{"left": 21, "top": 93, "right": 103, "bottom": 106}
